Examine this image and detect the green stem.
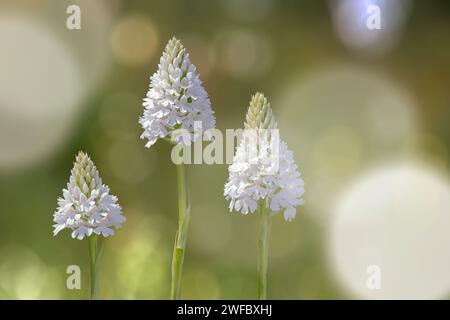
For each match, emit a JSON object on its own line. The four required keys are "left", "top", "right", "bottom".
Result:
{"left": 258, "top": 205, "right": 271, "bottom": 300}
{"left": 170, "top": 161, "right": 190, "bottom": 300}
{"left": 88, "top": 235, "right": 102, "bottom": 300}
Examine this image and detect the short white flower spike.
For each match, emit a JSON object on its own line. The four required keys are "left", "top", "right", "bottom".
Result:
{"left": 139, "top": 37, "right": 216, "bottom": 147}
{"left": 224, "top": 93, "right": 305, "bottom": 222}
{"left": 53, "top": 151, "right": 125, "bottom": 240}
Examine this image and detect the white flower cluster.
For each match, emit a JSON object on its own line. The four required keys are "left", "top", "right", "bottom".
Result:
{"left": 224, "top": 93, "right": 305, "bottom": 221}
{"left": 53, "top": 151, "right": 125, "bottom": 240}
{"left": 140, "top": 37, "right": 215, "bottom": 147}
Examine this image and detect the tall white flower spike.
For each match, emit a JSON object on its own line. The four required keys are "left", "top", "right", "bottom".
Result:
{"left": 224, "top": 93, "right": 305, "bottom": 222}
{"left": 139, "top": 37, "right": 215, "bottom": 299}
{"left": 139, "top": 37, "right": 216, "bottom": 147}
{"left": 53, "top": 151, "right": 125, "bottom": 240}
{"left": 225, "top": 93, "right": 305, "bottom": 300}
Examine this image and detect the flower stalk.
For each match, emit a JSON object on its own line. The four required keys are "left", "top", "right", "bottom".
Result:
{"left": 87, "top": 235, "right": 102, "bottom": 300}
{"left": 171, "top": 159, "right": 191, "bottom": 299}
{"left": 258, "top": 204, "right": 271, "bottom": 300}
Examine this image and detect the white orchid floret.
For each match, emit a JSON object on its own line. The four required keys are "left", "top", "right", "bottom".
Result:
{"left": 139, "top": 37, "right": 216, "bottom": 147}
{"left": 224, "top": 93, "right": 305, "bottom": 222}
{"left": 53, "top": 151, "right": 125, "bottom": 240}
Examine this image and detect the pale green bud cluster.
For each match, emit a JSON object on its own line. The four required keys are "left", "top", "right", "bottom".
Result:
{"left": 244, "top": 92, "right": 277, "bottom": 130}
{"left": 72, "top": 151, "right": 100, "bottom": 195}
{"left": 165, "top": 37, "right": 185, "bottom": 64}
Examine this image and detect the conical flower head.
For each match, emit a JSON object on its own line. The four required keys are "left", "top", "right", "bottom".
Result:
{"left": 53, "top": 151, "right": 125, "bottom": 240}
{"left": 224, "top": 93, "right": 305, "bottom": 221}
{"left": 139, "top": 37, "right": 216, "bottom": 147}
{"left": 245, "top": 92, "right": 277, "bottom": 130}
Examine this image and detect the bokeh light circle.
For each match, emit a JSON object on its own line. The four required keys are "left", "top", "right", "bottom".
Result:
{"left": 329, "top": 162, "right": 450, "bottom": 299}
{"left": 214, "top": 29, "right": 273, "bottom": 78}
{"left": 0, "top": 245, "right": 62, "bottom": 299}
{"left": 0, "top": 16, "right": 82, "bottom": 170}
{"left": 110, "top": 14, "right": 159, "bottom": 67}
{"left": 329, "top": 0, "right": 412, "bottom": 57}
{"left": 276, "top": 65, "right": 418, "bottom": 217}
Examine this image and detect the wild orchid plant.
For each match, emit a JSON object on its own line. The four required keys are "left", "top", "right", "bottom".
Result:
{"left": 139, "top": 37, "right": 215, "bottom": 299}
{"left": 53, "top": 43, "right": 301, "bottom": 301}
{"left": 53, "top": 151, "right": 125, "bottom": 299}
{"left": 225, "top": 93, "right": 305, "bottom": 299}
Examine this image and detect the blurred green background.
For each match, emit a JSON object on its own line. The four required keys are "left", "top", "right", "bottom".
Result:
{"left": 0, "top": 0, "right": 449, "bottom": 299}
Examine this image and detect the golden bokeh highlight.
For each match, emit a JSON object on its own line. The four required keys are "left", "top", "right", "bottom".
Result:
{"left": 214, "top": 29, "right": 273, "bottom": 78}
{"left": 110, "top": 14, "right": 159, "bottom": 67}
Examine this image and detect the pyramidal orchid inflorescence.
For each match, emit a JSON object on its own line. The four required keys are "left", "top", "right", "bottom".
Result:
{"left": 139, "top": 37, "right": 216, "bottom": 299}
{"left": 224, "top": 93, "right": 305, "bottom": 222}
{"left": 53, "top": 151, "right": 125, "bottom": 240}
{"left": 139, "top": 37, "right": 216, "bottom": 147}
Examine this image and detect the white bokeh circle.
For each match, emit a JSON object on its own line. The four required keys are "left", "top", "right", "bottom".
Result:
{"left": 0, "top": 17, "right": 82, "bottom": 170}
{"left": 329, "top": 162, "right": 450, "bottom": 299}
{"left": 0, "top": 0, "right": 116, "bottom": 170}
{"left": 276, "top": 65, "right": 418, "bottom": 216}
{"left": 329, "top": 0, "right": 412, "bottom": 57}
